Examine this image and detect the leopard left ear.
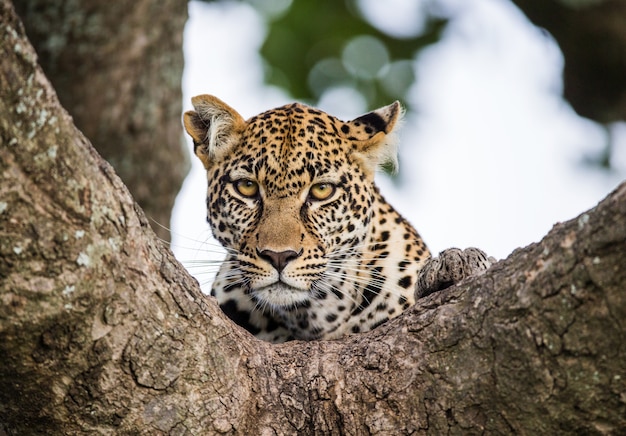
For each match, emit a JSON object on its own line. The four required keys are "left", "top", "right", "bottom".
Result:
{"left": 343, "top": 101, "right": 404, "bottom": 175}
{"left": 183, "top": 94, "right": 246, "bottom": 169}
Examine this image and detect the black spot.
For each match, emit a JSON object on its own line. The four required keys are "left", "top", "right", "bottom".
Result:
{"left": 223, "top": 282, "right": 240, "bottom": 293}
{"left": 325, "top": 313, "right": 338, "bottom": 323}
{"left": 351, "top": 325, "right": 361, "bottom": 333}
{"left": 372, "top": 243, "right": 386, "bottom": 252}
{"left": 332, "top": 287, "right": 344, "bottom": 300}
{"left": 309, "top": 327, "right": 323, "bottom": 338}
{"left": 298, "top": 318, "right": 310, "bottom": 330}
{"left": 398, "top": 276, "right": 412, "bottom": 289}
{"left": 293, "top": 299, "right": 312, "bottom": 309}
{"left": 370, "top": 317, "right": 389, "bottom": 330}
{"left": 220, "top": 300, "right": 261, "bottom": 335}
{"left": 341, "top": 124, "right": 350, "bottom": 134}
{"left": 315, "top": 288, "right": 328, "bottom": 300}
{"left": 265, "top": 316, "right": 285, "bottom": 333}
{"left": 380, "top": 231, "right": 390, "bottom": 242}
{"left": 352, "top": 281, "right": 380, "bottom": 315}
{"left": 352, "top": 112, "right": 387, "bottom": 134}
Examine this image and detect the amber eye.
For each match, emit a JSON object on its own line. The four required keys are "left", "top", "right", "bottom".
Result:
{"left": 309, "top": 183, "right": 335, "bottom": 201}
{"left": 234, "top": 179, "right": 259, "bottom": 198}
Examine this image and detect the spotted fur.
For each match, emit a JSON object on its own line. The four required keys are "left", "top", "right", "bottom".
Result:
{"left": 184, "top": 95, "right": 430, "bottom": 342}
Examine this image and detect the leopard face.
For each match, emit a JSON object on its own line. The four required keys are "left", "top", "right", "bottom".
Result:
{"left": 184, "top": 95, "right": 430, "bottom": 342}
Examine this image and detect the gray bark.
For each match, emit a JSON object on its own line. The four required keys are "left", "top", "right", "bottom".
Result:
{"left": 14, "top": 0, "right": 189, "bottom": 241}
{"left": 1, "top": 2, "right": 625, "bottom": 434}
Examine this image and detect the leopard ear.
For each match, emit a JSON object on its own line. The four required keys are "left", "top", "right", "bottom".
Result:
{"left": 183, "top": 95, "right": 246, "bottom": 168}
{"left": 343, "top": 101, "right": 404, "bottom": 175}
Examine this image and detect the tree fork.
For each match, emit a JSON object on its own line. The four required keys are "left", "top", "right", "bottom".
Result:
{"left": 1, "top": 2, "right": 625, "bottom": 434}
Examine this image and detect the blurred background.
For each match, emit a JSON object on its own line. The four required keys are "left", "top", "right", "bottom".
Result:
{"left": 171, "top": 0, "right": 626, "bottom": 291}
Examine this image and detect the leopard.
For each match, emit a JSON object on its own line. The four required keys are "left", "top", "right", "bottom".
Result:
{"left": 183, "top": 95, "right": 494, "bottom": 343}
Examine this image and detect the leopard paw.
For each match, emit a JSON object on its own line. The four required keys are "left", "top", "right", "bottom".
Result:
{"left": 415, "top": 247, "right": 496, "bottom": 299}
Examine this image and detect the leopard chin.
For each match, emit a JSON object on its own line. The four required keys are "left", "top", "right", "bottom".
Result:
{"left": 252, "top": 281, "right": 311, "bottom": 308}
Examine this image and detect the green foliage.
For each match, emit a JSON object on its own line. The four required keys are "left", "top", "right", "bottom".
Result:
{"left": 251, "top": 0, "right": 447, "bottom": 110}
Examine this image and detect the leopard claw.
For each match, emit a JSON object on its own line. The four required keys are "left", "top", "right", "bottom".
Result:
{"left": 415, "top": 247, "right": 496, "bottom": 299}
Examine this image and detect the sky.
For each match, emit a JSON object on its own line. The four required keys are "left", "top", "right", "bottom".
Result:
{"left": 171, "top": 0, "right": 625, "bottom": 292}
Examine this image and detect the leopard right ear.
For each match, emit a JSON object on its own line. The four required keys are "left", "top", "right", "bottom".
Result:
{"left": 183, "top": 95, "right": 246, "bottom": 168}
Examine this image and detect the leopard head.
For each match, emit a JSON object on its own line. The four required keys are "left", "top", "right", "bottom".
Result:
{"left": 183, "top": 95, "right": 403, "bottom": 310}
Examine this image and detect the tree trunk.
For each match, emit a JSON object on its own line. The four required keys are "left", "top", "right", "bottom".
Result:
{"left": 14, "top": 0, "right": 189, "bottom": 241}
{"left": 1, "top": 2, "right": 625, "bottom": 434}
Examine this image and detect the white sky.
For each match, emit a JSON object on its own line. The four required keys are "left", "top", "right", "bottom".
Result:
{"left": 172, "top": 0, "right": 625, "bottom": 291}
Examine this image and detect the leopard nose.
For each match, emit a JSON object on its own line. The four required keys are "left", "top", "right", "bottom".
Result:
{"left": 258, "top": 249, "right": 301, "bottom": 273}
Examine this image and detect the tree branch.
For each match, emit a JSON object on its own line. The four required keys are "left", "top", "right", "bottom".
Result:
{"left": 1, "top": 2, "right": 624, "bottom": 433}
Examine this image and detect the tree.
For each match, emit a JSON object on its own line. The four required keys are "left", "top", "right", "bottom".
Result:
{"left": 14, "top": 0, "right": 189, "bottom": 241}
{"left": 1, "top": 1, "right": 625, "bottom": 433}
{"left": 257, "top": 0, "right": 446, "bottom": 111}
{"left": 511, "top": 0, "right": 626, "bottom": 124}
{"left": 511, "top": 0, "right": 626, "bottom": 170}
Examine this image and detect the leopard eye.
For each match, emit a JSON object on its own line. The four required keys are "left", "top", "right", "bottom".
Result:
{"left": 309, "top": 182, "right": 336, "bottom": 201}
{"left": 234, "top": 179, "right": 259, "bottom": 198}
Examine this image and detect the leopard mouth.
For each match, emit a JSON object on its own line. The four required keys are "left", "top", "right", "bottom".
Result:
{"left": 251, "top": 281, "right": 311, "bottom": 308}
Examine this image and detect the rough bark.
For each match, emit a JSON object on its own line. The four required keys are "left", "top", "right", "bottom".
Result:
{"left": 1, "top": 2, "right": 625, "bottom": 434}
{"left": 14, "top": 0, "right": 189, "bottom": 241}
{"left": 511, "top": 0, "right": 626, "bottom": 124}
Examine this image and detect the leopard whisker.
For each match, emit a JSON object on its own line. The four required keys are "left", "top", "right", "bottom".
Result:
{"left": 213, "top": 270, "right": 246, "bottom": 282}
{"left": 321, "top": 270, "right": 388, "bottom": 295}
{"left": 328, "top": 240, "right": 428, "bottom": 259}
{"left": 311, "top": 279, "right": 361, "bottom": 309}
{"left": 182, "top": 259, "right": 229, "bottom": 266}
{"left": 321, "top": 268, "right": 412, "bottom": 301}
{"left": 325, "top": 255, "right": 426, "bottom": 271}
